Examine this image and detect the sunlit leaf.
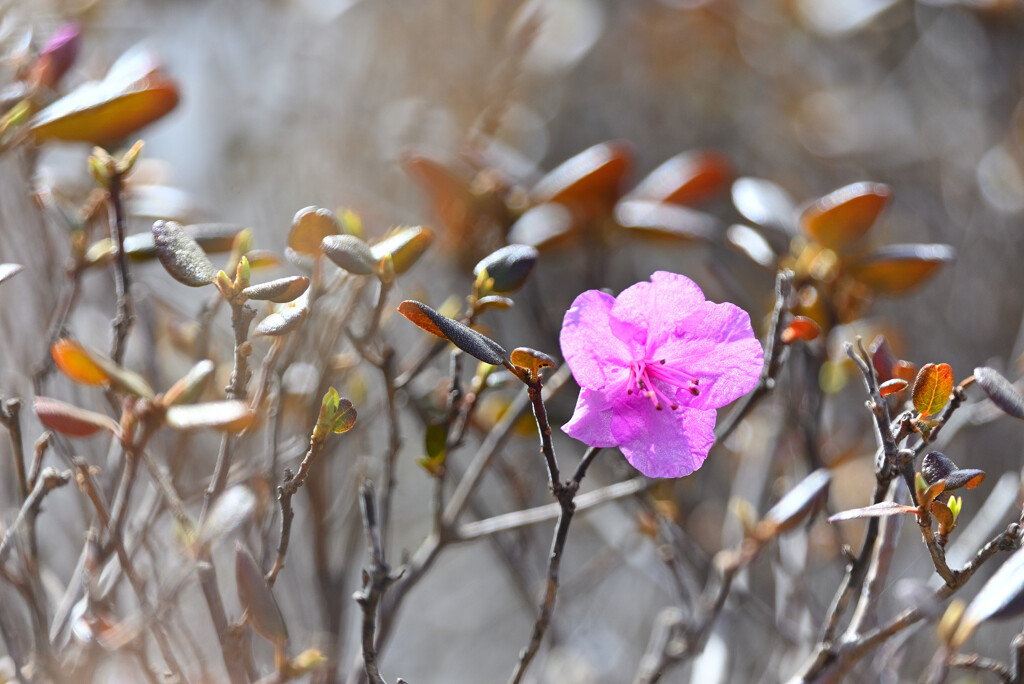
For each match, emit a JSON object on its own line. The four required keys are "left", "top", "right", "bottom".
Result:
{"left": 921, "top": 451, "right": 957, "bottom": 485}
{"left": 945, "top": 468, "right": 986, "bottom": 491}
{"left": 331, "top": 398, "right": 357, "bottom": 434}
{"left": 759, "top": 469, "right": 831, "bottom": 538}
{"left": 124, "top": 223, "right": 244, "bottom": 261}
{"left": 33, "top": 396, "right": 117, "bottom": 438}
{"left": 732, "top": 177, "right": 797, "bottom": 232}
{"left": 614, "top": 200, "right": 718, "bottom": 242}
{"left": 0, "top": 263, "right": 23, "bottom": 285}
{"left": 254, "top": 306, "right": 307, "bottom": 337}
{"left": 152, "top": 220, "right": 217, "bottom": 287}
{"left": 627, "top": 150, "right": 731, "bottom": 207}
{"left": 531, "top": 140, "right": 633, "bottom": 206}
{"left": 161, "top": 359, "right": 214, "bottom": 406}
{"left": 801, "top": 182, "right": 891, "bottom": 249}
{"left": 473, "top": 244, "right": 539, "bottom": 294}
{"left": 397, "top": 300, "right": 506, "bottom": 366}
{"left": 879, "top": 378, "right": 908, "bottom": 397}
{"left": 51, "top": 339, "right": 110, "bottom": 386}
{"left": 509, "top": 347, "right": 557, "bottom": 378}
{"left": 242, "top": 276, "right": 309, "bottom": 303}
{"left": 506, "top": 203, "right": 575, "bottom": 251}
{"left": 475, "top": 295, "right": 514, "bottom": 312}
{"left": 288, "top": 206, "right": 339, "bottom": 256}
{"left": 828, "top": 501, "right": 918, "bottom": 522}
{"left": 919, "top": 480, "right": 946, "bottom": 508}
{"left": 974, "top": 366, "right": 1024, "bottom": 419}
{"left": 726, "top": 224, "right": 776, "bottom": 268}
{"left": 953, "top": 545, "right": 1024, "bottom": 647}
{"left": 235, "top": 543, "right": 288, "bottom": 645}
{"left": 244, "top": 249, "right": 281, "bottom": 270}
{"left": 166, "top": 401, "right": 253, "bottom": 432}
{"left": 321, "top": 234, "right": 377, "bottom": 275}
{"left": 780, "top": 316, "right": 820, "bottom": 344}
{"left": 848, "top": 244, "right": 955, "bottom": 294}
{"left": 29, "top": 45, "right": 179, "bottom": 145}
{"left": 931, "top": 500, "right": 954, "bottom": 530}
{"left": 913, "top": 363, "right": 954, "bottom": 417}
{"left": 369, "top": 225, "right": 434, "bottom": 275}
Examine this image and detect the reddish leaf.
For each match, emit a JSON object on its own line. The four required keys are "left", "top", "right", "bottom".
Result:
{"left": 879, "top": 378, "right": 908, "bottom": 397}
{"left": 892, "top": 360, "right": 917, "bottom": 384}
{"left": 628, "top": 150, "right": 732, "bottom": 207}
{"left": 869, "top": 335, "right": 897, "bottom": 382}
{"left": 531, "top": 140, "right": 633, "bottom": 206}
{"left": 801, "top": 182, "right": 891, "bottom": 250}
{"left": 848, "top": 244, "right": 955, "bottom": 294}
{"left": 34, "top": 397, "right": 118, "bottom": 438}
{"left": 913, "top": 363, "right": 954, "bottom": 417}
{"left": 780, "top": 316, "right": 820, "bottom": 344}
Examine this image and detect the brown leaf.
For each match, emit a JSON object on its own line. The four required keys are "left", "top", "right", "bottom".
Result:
{"left": 801, "top": 182, "right": 891, "bottom": 250}
{"left": 627, "top": 150, "right": 732, "bottom": 207}
{"left": 531, "top": 140, "right": 633, "bottom": 206}
{"left": 879, "top": 378, "right": 908, "bottom": 397}
{"left": 34, "top": 397, "right": 118, "bottom": 438}
{"left": 397, "top": 301, "right": 506, "bottom": 366}
{"left": 848, "top": 244, "right": 955, "bottom": 294}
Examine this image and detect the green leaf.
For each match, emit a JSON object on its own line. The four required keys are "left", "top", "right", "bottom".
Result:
{"left": 370, "top": 226, "right": 434, "bottom": 275}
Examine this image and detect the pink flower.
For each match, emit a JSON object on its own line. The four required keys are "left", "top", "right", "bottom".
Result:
{"left": 560, "top": 271, "right": 763, "bottom": 478}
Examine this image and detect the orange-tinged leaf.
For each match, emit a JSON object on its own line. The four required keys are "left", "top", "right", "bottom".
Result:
{"left": 33, "top": 396, "right": 118, "bottom": 438}
{"left": 509, "top": 347, "right": 557, "bottom": 377}
{"left": 397, "top": 301, "right": 506, "bottom": 366}
{"left": 848, "top": 244, "right": 955, "bottom": 294}
{"left": 369, "top": 225, "right": 434, "bottom": 275}
{"left": 780, "top": 316, "right": 820, "bottom": 344}
{"left": 627, "top": 150, "right": 732, "bottom": 207}
{"left": 892, "top": 360, "right": 917, "bottom": 384}
{"left": 400, "top": 150, "right": 475, "bottom": 237}
{"left": 913, "top": 363, "right": 954, "bottom": 417}
{"left": 531, "top": 140, "right": 633, "bottom": 206}
{"left": 801, "top": 182, "right": 891, "bottom": 250}
{"left": 30, "top": 46, "right": 178, "bottom": 145}
{"left": 879, "top": 378, "right": 908, "bottom": 397}
{"left": 52, "top": 339, "right": 110, "bottom": 386}
{"left": 288, "top": 206, "right": 339, "bottom": 256}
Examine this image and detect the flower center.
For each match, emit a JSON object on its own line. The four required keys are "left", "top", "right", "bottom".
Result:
{"left": 625, "top": 357, "right": 700, "bottom": 411}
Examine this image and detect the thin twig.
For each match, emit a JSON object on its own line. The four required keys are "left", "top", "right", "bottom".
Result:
{"left": 0, "top": 467, "right": 70, "bottom": 565}
{"left": 107, "top": 169, "right": 134, "bottom": 365}
{"left": 354, "top": 482, "right": 402, "bottom": 684}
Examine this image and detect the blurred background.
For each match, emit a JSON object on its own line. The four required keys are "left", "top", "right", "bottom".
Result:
{"left": 4, "top": 0, "right": 1024, "bottom": 682}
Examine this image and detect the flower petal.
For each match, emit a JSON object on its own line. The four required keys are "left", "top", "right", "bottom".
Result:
{"left": 657, "top": 300, "right": 764, "bottom": 410}
{"left": 561, "top": 388, "right": 621, "bottom": 448}
{"left": 560, "top": 290, "right": 632, "bottom": 391}
{"left": 608, "top": 271, "right": 706, "bottom": 349}
{"left": 613, "top": 403, "right": 717, "bottom": 478}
